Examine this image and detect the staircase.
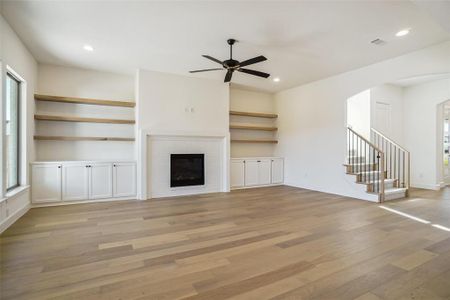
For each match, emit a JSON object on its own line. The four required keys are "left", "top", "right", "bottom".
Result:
{"left": 345, "top": 127, "right": 410, "bottom": 202}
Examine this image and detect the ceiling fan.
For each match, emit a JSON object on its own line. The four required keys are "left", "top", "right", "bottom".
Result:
{"left": 190, "top": 39, "right": 270, "bottom": 83}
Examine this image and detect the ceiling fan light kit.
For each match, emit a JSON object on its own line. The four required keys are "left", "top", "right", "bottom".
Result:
{"left": 190, "top": 39, "right": 270, "bottom": 83}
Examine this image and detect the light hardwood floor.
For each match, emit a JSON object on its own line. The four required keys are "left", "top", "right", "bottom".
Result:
{"left": 1, "top": 186, "right": 450, "bottom": 299}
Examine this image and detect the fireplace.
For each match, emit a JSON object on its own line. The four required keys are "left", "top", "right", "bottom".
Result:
{"left": 170, "top": 154, "right": 205, "bottom": 187}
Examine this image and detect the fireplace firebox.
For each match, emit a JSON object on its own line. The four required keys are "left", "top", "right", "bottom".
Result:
{"left": 170, "top": 154, "right": 205, "bottom": 187}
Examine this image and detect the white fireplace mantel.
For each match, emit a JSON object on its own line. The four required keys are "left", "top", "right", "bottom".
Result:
{"left": 137, "top": 128, "right": 230, "bottom": 199}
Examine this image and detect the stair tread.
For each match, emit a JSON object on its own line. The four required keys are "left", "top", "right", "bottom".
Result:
{"left": 385, "top": 187, "right": 407, "bottom": 194}
{"left": 356, "top": 170, "right": 383, "bottom": 174}
{"left": 344, "top": 162, "right": 375, "bottom": 166}
{"left": 375, "top": 178, "right": 396, "bottom": 183}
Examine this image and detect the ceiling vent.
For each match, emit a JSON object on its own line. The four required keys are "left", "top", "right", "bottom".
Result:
{"left": 371, "top": 38, "right": 386, "bottom": 46}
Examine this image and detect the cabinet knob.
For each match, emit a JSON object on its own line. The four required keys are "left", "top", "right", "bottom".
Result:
{"left": 58, "top": 166, "right": 61, "bottom": 169}
{"left": 113, "top": 164, "right": 116, "bottom": 167}
{"left": 257, "top": 160, "right": 261, "bottom": 162}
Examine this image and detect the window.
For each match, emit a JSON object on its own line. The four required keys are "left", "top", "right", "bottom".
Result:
{"left": 5, "top": 72, "right": 21, "bottom": 191}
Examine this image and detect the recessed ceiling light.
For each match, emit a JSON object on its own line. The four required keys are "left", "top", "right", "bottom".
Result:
{"left": 395, "top": 29, "right": 410, "bottom": 37}
{"left": 273, "top": 77, "right": 280, "bottom": 82}
{"left": 83, "top": 44, "right": 94, "bottom": 51}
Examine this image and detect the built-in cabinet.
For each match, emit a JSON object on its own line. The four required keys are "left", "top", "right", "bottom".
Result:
{"left": 31, "top": 161, "right": 136, "bottom": 204}
{"left": 113, "top": 162, "right": 136, "bottom": 197}
{"left": 31, "top": 163, "right": 62, "bottom": 203}
{"left": 230, "top": 157, "right": 283, "bottom": 189}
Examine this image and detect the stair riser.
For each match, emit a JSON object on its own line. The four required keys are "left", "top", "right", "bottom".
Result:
{"left": 346, "top": 157, "right": 366, "bottom": 164}
{"left": 356, "top": 171, "right": 387, "bottom": 182}
{"left": 346, "top": 164, "right": 377, "bottom": 174}
{"left": 383, "top": 192, "right": 407, "bottom": 201}
{"left": 367, "top": 181, "right": 397, "bottom": 193}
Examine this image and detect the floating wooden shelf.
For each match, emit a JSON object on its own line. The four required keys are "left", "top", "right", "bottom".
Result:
{"left": 35, "top": 94, "right": 135, "bottom": 108}
{"left": 34, "top": 136, "right": 134, "bottom": 142}
{"left": 230, "top": 124, "right": 277, "bottom": 131}
{"left": 231, "top": 139, "right": 278, "bottom": 144}
{"left": 230, "top": 110, "right": 278, "bottom": 118}
{"left": 34, "top": 114, "right": 135, "bottom": 124}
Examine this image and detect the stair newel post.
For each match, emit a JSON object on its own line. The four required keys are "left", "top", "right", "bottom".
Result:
{"left": 402, "top": 151, "right": 405, "bottom": 188}
{"left": 397, "top": 147, "right": 400, "bottom": 188}
{"left": 407, "top": 152, "right": 411, "bottom": 196}
{"left": 373, "top": 150, "right": 380, "bottom": 192}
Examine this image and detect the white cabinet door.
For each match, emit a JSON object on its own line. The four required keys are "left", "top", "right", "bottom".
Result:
{"left": 230, "top": 159, "right": 245, "bottom": 188}
{"left": 32, "top": 164, "right": 62, "bottom": 203}
{"left": 258, "top": 159, "right": 272, "bottom": 185}
{"left": 271, "top": 158, "right": 284, "bottom": 184}
{"left": 244, "top": 160, "right": 259, "bottom": 186}
{"left": 113, "top": 162, "right": 136, "bottom": 198}
{"left": 62, "top": 164, "right": 89, "bottom": 201}
{"left": 89, "top": 163, "right": 113, "bottom": 199}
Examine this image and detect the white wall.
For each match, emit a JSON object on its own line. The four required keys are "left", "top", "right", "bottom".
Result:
{"left": 1, "top": 14, "right": 38, "bottom": 232}
{"left": 275, "top": 41, "right": 450, "bottom": 199}
{"left": 35, "top": 64, "right": 135, "bottom": 161}
{"left": 403, "top": 78, "right": 450, "bottom": 190}
{"left": 346, "top": 89, "right": 370, "bottom": 138}
{"left": 136, "top": 69, "right": 229, "bottom": 199}
{"left": 370, "top": 84, "right": 404, "bottom": 143}
{"left": 229, "top": 88, "right": 276, "bottom": 157}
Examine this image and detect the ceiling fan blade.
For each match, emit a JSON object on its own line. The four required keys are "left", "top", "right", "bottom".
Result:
{"left": 202, "top": 55, "right": 223, "bottom": 65}
{"left": 189, "top": 68, "right": 223, "bottom": 73}
{"left": 238, "top": 55, "right": 267, "bottom": 67}
{"left": 224, "top": 70, "right": 233, "bottom": 82}
{"left": 238, "top": 68, "right": 270, "bottom": 78}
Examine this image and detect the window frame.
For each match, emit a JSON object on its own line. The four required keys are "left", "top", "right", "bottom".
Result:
{"left": 5, "top": 71, "right": 21, "bottom": 192}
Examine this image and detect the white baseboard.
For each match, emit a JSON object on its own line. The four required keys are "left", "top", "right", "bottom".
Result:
{"left": 31, "top": 196, "right": 138, "bottom": 208}
{"left": 411, "top": 182, "right": 441, "bottom": 190}
{"left": 0, "top": 204, "right": 30, "bottom": 234}
{"left": 231, "top": 183, "right": 283, "bottom": 190}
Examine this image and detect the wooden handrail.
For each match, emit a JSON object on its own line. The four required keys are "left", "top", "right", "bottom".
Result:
{"left": 348, "top": 127, "right": 383, "bottom": 153}
{"left": 371, "top": 128, "right": 410, "bottom": 154}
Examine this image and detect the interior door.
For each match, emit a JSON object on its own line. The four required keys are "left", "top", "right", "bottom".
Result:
{"left": 374, "top": 102, "right": 391, "bottom": 136}
{"left": 90, "top": 163, "right": 113, "bottom": 199}
{"left": 62, "top": 164, "right": 89, "bottom": 201}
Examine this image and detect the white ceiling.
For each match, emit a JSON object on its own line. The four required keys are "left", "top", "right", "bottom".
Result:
{"left": 2, "top": 1, "right": 450, "bottom": 93}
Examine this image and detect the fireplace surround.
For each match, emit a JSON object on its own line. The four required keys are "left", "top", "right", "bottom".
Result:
{"left": 139, "top": 131, "right": 229, "bottom": 199}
